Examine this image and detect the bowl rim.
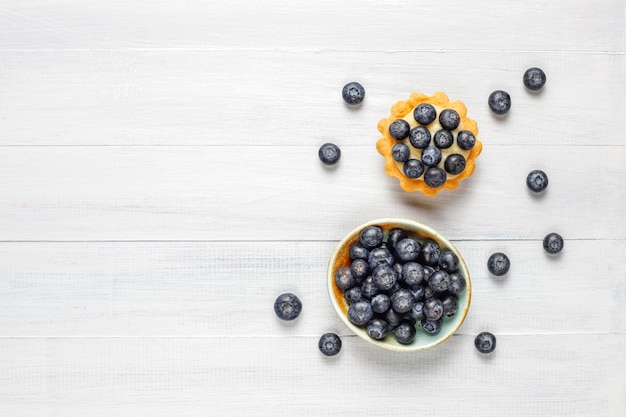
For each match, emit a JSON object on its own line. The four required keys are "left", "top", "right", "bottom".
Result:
{"left": 327, "top": 218, "right": 471, "bottom": 351}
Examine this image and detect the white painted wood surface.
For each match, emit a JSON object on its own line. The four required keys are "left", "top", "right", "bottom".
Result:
{"left": 1, "top": 1, "right": 624, "bottom": 415}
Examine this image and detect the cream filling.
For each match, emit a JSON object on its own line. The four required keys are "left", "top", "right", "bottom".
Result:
{"left": 394, "top": 105, "right": 471, "bottom": 180}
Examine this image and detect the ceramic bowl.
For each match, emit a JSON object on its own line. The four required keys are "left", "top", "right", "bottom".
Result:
{"left": 327, "top": 218, "right": 471, "bottom": 351}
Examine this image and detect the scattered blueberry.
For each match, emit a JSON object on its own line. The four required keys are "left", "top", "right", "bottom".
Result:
{"left": 360, "top": 226, "right": 384, "bottom": 249}
{"left": 423, "top": 297, "right": 444, "bottom": 321}
{"left": 335, "top": 266, "right": 356, "bottom": 289}
{"left": 424, "top": 167, "right": 447, "bottom": 188}
{"left": 319, "top": 332, "right": 342, "bottom": 356}
{"left": 413, "top": 103, "right": 437, "bottom": 125}
{"left": 392, "top": 143, "right": 411, "bottom": 162}
{"left": 438, "top": 250, "right": 459, "bottom": 273}
{"left": 389, "top": 119, "right": 411, "bottom": 140}
{"left": 372, "top": 264, "right": 398, "bottom": 292}
{"left": 274, "top": 293, "right": 302, "bottom": 321}
{"left": 403, "top": 159, "right": 425, "bottom": 179}
{"left": 428, "top": 270, "right": 449, "bottom": 293}
{"left": 456, "top": 130, "right": 476, "bottom": 150}
{"left": 421, "top": 146, "right": 442, "bottom": 167}
{"left": 348, "top": 300, "right": 374, "bottom": 326}
{"left": 433, "top": 129, "right": 454, "bottom": 149}
{"left": 421, "top": 318, "right": 442, "bottom": 335}
{"left": 488, "top": 90, "right": 511, "bottom": 115}
{"left": 344, "top": 286, "right": 363, "bottom": 304}
{"left": 371, "top": 293, "right": 391, "bottom": 314}
{"left": 390, "top": 288, "right": 415, "bottom": 314}
{"left": 523, "top": 67, "right": 546, "bottom": 91}
{"left": 439, "top": 109, "right": 460, "bottom": 130}
{"left": 408, "top": 126, "right": 432, "bottom": 149}
{"left": 474, "top": 331, "right": 496, "bottom": 354}
{"left": 444, "top": 154, "right": 466, "bottom": 175}
{"left": 368, "top": 246, "right": 395, "bottom": 270}
{"left": 394, "top": 321, "right": 417, "bottom": 344}
{"left": 342, "top": 82, "right": 365, "bottom": 105}
{"left": 395, "top": 238, "right": 421, "bottom": 263}
{"left": 447, "top": 272, "right": 467, "bottom": 294}
{"left": 367, "top": 318, "right": 390, "bottom": 340}
{"left": 318, "top": 143, "right": 341, "bottom": 165}
{"left": 441, "top": 294, "right": 458, "bottom": 317}
{"left": 487, "top": 252, "right": 510, "bottom": 276}
{"left": 543, "top": 232, "right": 564, "bottom": 254}
{"left": 526, "top": 169, "right": 549, "bottom": 193}
{"left": 401, "top": 262, "right": 425, "bottom": 289}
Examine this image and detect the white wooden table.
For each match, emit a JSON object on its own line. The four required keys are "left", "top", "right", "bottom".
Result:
{"left": 1, "top": 1, "right": 625, "bottom": 415}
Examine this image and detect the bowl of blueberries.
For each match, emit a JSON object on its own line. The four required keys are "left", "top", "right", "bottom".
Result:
{"left": 327, "top": 218, "right": 471, "bottom": 351}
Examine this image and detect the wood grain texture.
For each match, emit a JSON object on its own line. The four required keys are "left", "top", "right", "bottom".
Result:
{"left": 0, "top": 0, "right": 624, "bottom": 416}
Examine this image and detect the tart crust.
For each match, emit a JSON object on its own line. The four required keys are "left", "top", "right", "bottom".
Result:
{"left": 376, "top": 92, "right": 482, "bottom": 196}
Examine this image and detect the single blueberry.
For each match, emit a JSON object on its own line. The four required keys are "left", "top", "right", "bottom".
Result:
{"left": 424, "top": 167, "right": 447, "bottom": 188}
{"left": 401, "top": 261, "right": 425, "bottom": 289}
{"left": 421, "top": 146, "right": 442, "bottom": 167}
{"left": 390, "top": 288, "right": 415, "bottom": 314}
{"left": 526, "top": 169, "right": 549, "bottom": 192}
{"left": 428, "top": 270, "right": 449, "bottom": 293}
{"left": 447, "top": 272, "right": 467, "bottom": 294}
{"left": 523, "top": 67, "right": 546, "bottom": 91}
{"left": 344, "top": 286, "right": 363, "bottom": 304}
{"left": 393, "top": 262, "right": 404, "bottom": 279}
{"left": 409, "top": 285, "right": 425, "bottom": 302}
{"left": 474, "top": 331, "right": 496, "bottom": 354}
{"left": 392, "top": 143, "right": 411, "bottom": 162}
{"left": 439, "top": 109, "right": 460, "bottom": 130}
{"left": 342, "top": 82, "right": 365, "bottom": 105}
{"left": 385, "top": 308, "right": 404, "bottom": 329}
{"left": 419, "top": 240, "right": 441, "bottom": 267}
{"left": 441, "top": 293, "right": 458, "bottom": 317}
{"left": 395, "top": 238, "right": 421, "bottom": 263}
{"left": 423, "top": 297, "right": 444, "bottom": 321}
{"left": 438, "top": 250, "right": 460, "bottom": 273}
{"left": 318, "top": 143, "right": 341, "bottom": 165}
{"left": 423, "top": 285, "right": 437, "bottom": 300}
{"left": 543, "top": 232, "right": 564, "bottom": 254}
{"left": 387, "top": 228, "right": 408, "bottom": 254}
{"left": 433, "top": 129, "right": 454, "bottom": 149}
{"left": 421, "top": 318, "right": 442, "bottom": 335}
{"left": 403, "top": 159, "right": 425, "bottom": 179}
{"left": 367, "top": 318, "right": 390, "bottom": 340}
{"left": 409, "top": 301, "right": 425, "bottom": 322}
{"left": 408, "top": 126, "right": 432, "bottom": 149}
{"left": 488, "top": 252, "right": 510, "bottom": 276}
{"left": 350, "top": 258, "right": 371, "bottom": 283}
{"left": 368, "top": 246, "right": 395, "bottom": 270}
{"left": 488, "top": 90, "right": 511, "bottom": 115}
{"left": 394, "top": 321, "right": 417, "bottom": 344}
{"left": 359, "top": 226, "right": 384, "bottom": 249}
{"left": 349, "top": 243, "right": 370, "bottom": 261}
{"left": 360, "top": 276, "right": 380, "bottom": 300}
{"left": 370, "top": 293, "right": 391, "bottom": 314}
{"left": 319, "top": 332, "right": 342, "bottom": 356}
{"left": 348, "top": 300, "right": 373, "bottom": 326}
{"left": 456, "top": 130, "right": 476, "bottom": 150}
{"left": 413, "top": 103, "right": 437, "bottom": 125}
{"left": 423, "top": 265, "right": 436, "bottom": 282}
{"left": 274, "top": 293, "right": 303, "bottom": 321}
{"left": 444, "top": 154, "right": 466, "bottom": 175}
{"left": 335, "top": 266, "right": 356, "bottom": 290}
{"left": 389, "top": 119, "right": 411, "bottom": 140}
{"left": 372, "top": 264, "right": 398, "bottom": 292}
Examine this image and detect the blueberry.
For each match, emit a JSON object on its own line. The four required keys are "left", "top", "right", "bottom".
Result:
{"left": 424, "top": 167, "right": 447, "bottom": 188}
{"left": 274, "top": 293, "right": 303, "bottom": 321}
{"left": 335, "top": 266, "right": 356, "bottom": 290}
{"left": 413, "top": 103, "right": 437, "bottom": 125}
{"left": 423, "top": 285, "right": 437, "bottom": 300}
{"left": 421, "top": 318, "right": 442, "bottom": 335}
{"left": 390, "top": 288, "right": 415, "bottom": 314}
{"left": 438, "top": 250, "right": 460, "bottom": 273}
{"left": 423, "top": 297, "right": 444, "bottom": 321}
{"left": 428, "top": 270, "right": 449, "bottom": 293}
{"left": 372, "top": 264, "right": 398, "bottom": 292}
{"left": 488, "top": 90, "right": 511, "bottom": 115}
{"left": 423, "top": 265, "right": 436, "bottom": 282}
{"left": 543, "top": 232, "right": 564, "bottom": 254}
{"left": 368, "top": 246, "right": 395, "bottom": 270}
{"left": 456, "top": 130, "right": 476, "bottom": 150}
{"left": 418, "top": 240, "right": 441, "bottom": 267}
{"left": 319, "top": 332, "right": 342, "bottom": 356}
{"left": 395, "top": 238, "right": 421, "bottom": 263}
{"left": 409, "top": 285, "right": 425, "bottom": 302}
{"left": 523, "top": 67, "right": 546, "bottom": 91}
{"left": 359, "top": 226, "right": 384, "bottom": 249}
{"left": 387, "top": 228, "right": 408, "bottom": 254}
{"left": 385, "top": 308, "right": 404, "bottom": 328}
{"left": 441, "top": 293, "right": 458, "bottom": 317}
{"left": 401, "top": 261, "right": 425, "bottom": 289}
{"left": 392, "top": 143, "right": 411, "bottom": 162}
{"left": 474, "top": 331, "right": 496, "bottom": 354}
{"left": 342, "top": 82, "right": 365, "bottom": 105}
{"left": 488, "top": 252, "right": 510, "bottom": 276}
{"left": 360, "top": 276, "right": 380, "bottom": 299}
{"left": 444, "top": 154, "right": 466, "bottom": 175}
{"left": 371, "top": 293, "right": 391, "bottom": 314}
{"left": 447, "top": 272, "right": 467, "bottom": 294}
{"left": 344, "top": 286, "right": 363, "bottom": 304}
{"left": 409, "top": 301, "right": 425, "bottom": 322}
{"left": 526, "top": 169, "right": 549, "bottom": 192}
{"left": 389, "top": 119, "right": 411, "bottom": 140}
{"left": 349, "top": 243, "right": 369, "bottom": 261}
{"left": 439, "top": 109, "right": 460, "bottom": 130}
{"left": 421, "top": 146, "right": 442, "bottom": 167}
{"left": 394, "top": 321, "right": 417, "bottom": 344}
{"left": 318, "top": 143, "right": 341, "bottom": 165}
{"left": 393, "top": 262, "right": 403, "bottom": 278}
{"left": 403, "top": 159, "right": 425, "bottom": 179}
{"left": 367, "top": 318, "right": 390, "bottom": 340}
{"left": 348, "top": 300, "right": 373, "bottom": 326}
{"left": 350, "top": 258, "right": 370, "bottom": 282}
{"left": 408, "top": 126, "right": 432, "bottom": 149}
{"left": 433, "top": 129, "right": 454, "bottom": 149}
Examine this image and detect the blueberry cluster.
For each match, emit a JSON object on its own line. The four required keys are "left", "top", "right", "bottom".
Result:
{"left": 389, "top": 105, "right": 476, "bottom": 188}
{"left": 335, "top": 225, "right": 467, "bottom": 345}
